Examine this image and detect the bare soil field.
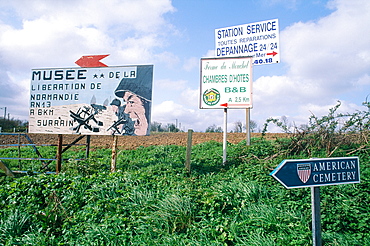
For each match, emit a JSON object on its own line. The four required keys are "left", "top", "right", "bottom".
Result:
{"left": 1, "top": 132, "right": 289, "bottom": 149}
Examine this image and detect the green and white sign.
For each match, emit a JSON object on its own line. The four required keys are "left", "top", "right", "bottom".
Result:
{"left": 200, "top": 56, "right": 252, "bottom": 109}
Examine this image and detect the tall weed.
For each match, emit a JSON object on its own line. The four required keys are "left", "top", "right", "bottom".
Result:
{"left": 0, "top": 209, "right": 31, "bottom": 244}
{"left": 151, "top": 194, "right": 195, "bottom": 233}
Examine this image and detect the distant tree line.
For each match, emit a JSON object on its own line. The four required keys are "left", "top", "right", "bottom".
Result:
{"left": 205, "top": 121, "right": 258, "bottom": 133}
{"left": 150, "top": 121, "right": 181, "bottom": 133}
{"left": 150, "top": 121, "right": 259, "bottom": 133}
{"left": 205, "top": 124, "right": 223, "bottom": 132}
{"left": 231, "top": 120, "right": 258, "bottom": 133}
{"left": 0, "top": 118, "right": 28, "bottom": 132}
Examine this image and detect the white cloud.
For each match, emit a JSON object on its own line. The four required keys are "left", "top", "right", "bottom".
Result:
{"left": 154, "top": 51, "right": 181, "bottom": 68}
{"left": 0, "top": 0, "right": 176, "bottom": 69}
{"left": 183, "top": 57, "right": 199, "bottom": 71}
{"left": 204, "top": 49, "right": 215, "bottom": 58}
{"left": 253, "top": 75, "right": 324, "bottom": 111}
{"left": 352, "top": 74, "right": 370, "bottom": 87}
{"left": 3, "top": 0, "right": 175, "bottom": 33}
{"left": 281, "top": 0, "right": 370, "bottom": 90}
{"left": 250, "top": 0, "right": 370, "bottom": 132}
{"left": 155, "top": 79, "right": 187, "bottom": 90}
{"left": 1, "top": 0, "right": 370, "bottom": 133}
{"left": 0, "top": 0, "right": 176, "bottom": 120}
{"left": 179, "top": 88, "right": 199, "bottom": 108}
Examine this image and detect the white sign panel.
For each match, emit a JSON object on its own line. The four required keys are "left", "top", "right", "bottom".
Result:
{"left": 215, "top": 19, "right": 280, "bottom": 65}
{"left": 29, "top": 65, "right": 153, "bottom": 136}
{"left": 200, "top": 56, "right": 252, "bottom": 109}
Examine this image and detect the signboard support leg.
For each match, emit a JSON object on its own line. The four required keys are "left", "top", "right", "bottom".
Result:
{"left": 245, "top": 108, "right": 251, "bottom": 146}
{"left": 56, "top": 134, "right": 63, "bottom": 174}
{"left": 111, "top": 135, "right": 118, "bottom": 173}
{"left": 85, "top": 135, "right": 91, "bottom": 158}
{"left": 311, "top": 186, "right": 322, "bottom": 246}
{"left": 223, "top": 108, "right": 227, "bottom": 165}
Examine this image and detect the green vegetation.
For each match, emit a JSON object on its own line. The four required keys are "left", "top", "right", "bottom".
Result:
{"left": 0, "top": 102, "right": 369, "bottom": 245}
{"left": 205, "top": 124, "right": 223, "bottom": 132}
{"left": 151, "top": 121, "right": 181, "bottom": 132}
{"left": 0, "top": 118, "right": 27, "bottom": 132}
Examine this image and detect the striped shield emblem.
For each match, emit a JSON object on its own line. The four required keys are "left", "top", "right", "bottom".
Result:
{"left": 297, "top": 163, "right": 311, "bottom": 183}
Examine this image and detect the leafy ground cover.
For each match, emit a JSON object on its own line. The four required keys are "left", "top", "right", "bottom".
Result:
{"left": 0, "top": 135, "right": 369, "bottom": 245}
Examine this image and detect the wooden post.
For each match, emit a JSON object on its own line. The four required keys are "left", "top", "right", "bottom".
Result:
{"left": 85, "top": 135, "right": 91, "bottom": 158}
{"left": 17, "top": 133, "right": 22, "bottom": 169}
{"left": 185, "top": 129, "right": 193, "bottom": 173}
{"left": 56, "top": 134, "right": 63, "bottom": 174}
{"left": 111, "top": 135, "right": 118, "bottom": 173}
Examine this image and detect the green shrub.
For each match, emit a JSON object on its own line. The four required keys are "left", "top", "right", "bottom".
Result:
{"left": 0, "top": 103, "right": 369, "bottom": 245}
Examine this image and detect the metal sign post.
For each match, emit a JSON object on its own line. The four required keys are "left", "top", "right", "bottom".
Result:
{"left": 246, "top": 108, "right": 251, "bottom": 145}
{"left": 311, "top": 187, "right": 322, "bottom": 246}
{"left": 223, "top": 108, "right": 227, "bottom": 165}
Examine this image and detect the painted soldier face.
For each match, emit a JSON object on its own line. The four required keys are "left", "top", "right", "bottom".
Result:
{"left": 111, "top": 105, "right": 119, "bottom": 114}
{"left": 123, "top": 91, "right": 148, "bottom": 135}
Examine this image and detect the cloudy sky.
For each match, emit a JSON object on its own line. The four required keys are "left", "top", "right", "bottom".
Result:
{"left": 0, "top": 0, "right": 369, "bottom": 132}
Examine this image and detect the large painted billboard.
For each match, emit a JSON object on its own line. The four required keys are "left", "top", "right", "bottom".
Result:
{"left": 29, "top": 65, "right": 153, "bottom": 136}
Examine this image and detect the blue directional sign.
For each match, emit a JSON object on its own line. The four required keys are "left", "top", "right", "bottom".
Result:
{"left": 270, "top": 157, "right": 360, "bottom": 189}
